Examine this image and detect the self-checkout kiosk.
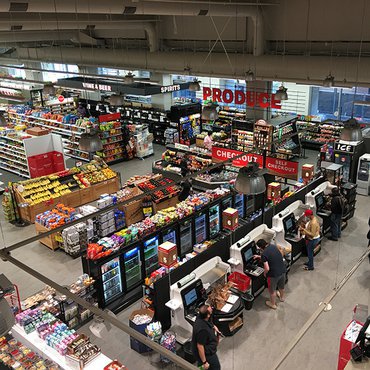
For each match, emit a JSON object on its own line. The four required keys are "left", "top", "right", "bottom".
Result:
{"left": 229, "top": 224, "right": 275, "bottom": 297}
{"left": 166, "top": 256, "right": 243, "bottom": 344}
{"left": 305, "top": 180, "right": 336, "bottom": 235}
{"left": 272, "top": 200, "right": 310, "bottom": 264}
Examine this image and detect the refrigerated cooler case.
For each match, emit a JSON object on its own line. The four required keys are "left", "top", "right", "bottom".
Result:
{"left": 208, "top": 203, "right": 221, "bottom": 239}
{"left": 179, "top": 218, "right": 194, "bottom": 257}
{"left": 101, "top": 257, "right": 123, "bottom": 306}
{"left": 143, "top": 235, "right": 160, "bottom": 277}
{"left": 221, "top": 196, "right": 233, "bottom": 212}
{"left": 234, "top": 193, "right": 245, "bottom": 219}
{"left": 123, "top": 246, "right": 143, "bottom": 290}
{"left": 334, "top": 141, "right": 365, "bottom": 183}
{"left": 194, "top": 210, "right": 208, "bottom": 244}
{"left": 161, "top": 225, "right": 179, "bottom": 245}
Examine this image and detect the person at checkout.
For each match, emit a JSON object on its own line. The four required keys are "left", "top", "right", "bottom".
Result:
{"left": 192, "top": 304, "right": 222, "bottom": 370}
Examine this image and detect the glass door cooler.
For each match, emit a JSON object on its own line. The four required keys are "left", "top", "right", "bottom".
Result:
{"left": 221, "top": 196, "right": 232, "bottom": 212}
{"left": 143, "top": 235, "right": 160, "bottom": 277}
{"left": 208, "top": 203, "right": 221, "bottom": 238}
{"left": 194, "top": 210, "right": 208, "bottom": 244}
{"left": 101, "top": 257, "right": 123, "bottom": 306}
{"left": 233, "top": 193, "right": 245, "bottom": 219}
{"left": 123, "top": 245, "right": 142, "bottom": 290}
{"left": 161, "top": 225, "right": 179, "bottom": 245}
{"left": 179, "top": 217, "right": 194, "bottom": 257}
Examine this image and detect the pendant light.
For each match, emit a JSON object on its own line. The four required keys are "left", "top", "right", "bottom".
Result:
{"left": 340, "top": 118, "right": 363, "bottom": 142}
{"left": 0, "top": 274, "right": 15, "bottom": 337}
{"left": 189, "top": 78, "right": 201, "bottom": 92}
{"left": 275, "top": 84, "right": 288, "bottom": 100}
{"left": 245, "top": 69, "right": 255, "bottom": 82}
{"left": 79, "top": 127, "right": 103, "bottom": 152}
{"left": 124, "top": 72, "right": 135, "bottom": 85}
{"left": 202, "top": 102, "right": 219, "bottom": 121}
{"left": 323, "top": 73, "right": 335, "bottom": 87}
{"left": 234, "top": 162, "right": 266, "bottom": 195}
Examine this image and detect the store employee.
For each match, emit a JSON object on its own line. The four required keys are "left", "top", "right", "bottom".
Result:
{"left": 192, "top": 305, "right": 221, "bottom": 370}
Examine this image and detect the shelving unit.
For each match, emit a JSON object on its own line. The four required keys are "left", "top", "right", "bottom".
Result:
{"left": 45, "top": 97, "right": 76, "bottom": 115}
{"left": 231, "top": 118, "right": 254, "bottom": 152}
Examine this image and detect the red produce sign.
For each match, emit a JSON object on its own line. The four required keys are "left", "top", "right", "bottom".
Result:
{"left": 212, "top": 147, "right": 263, "bottom": 168}
{"left": 265, "top": 157, "right": 298, "bottom": 180}
{"left": 203, "top": 87, "right": 281, "bottom": 109}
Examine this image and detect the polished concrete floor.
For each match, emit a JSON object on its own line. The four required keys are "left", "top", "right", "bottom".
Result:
{"left": 0, "top": 147, "right": 369, "bottom": 370}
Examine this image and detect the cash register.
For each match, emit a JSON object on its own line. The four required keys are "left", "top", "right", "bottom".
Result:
{"left": 181, "top": 279, "right": 207, "bottom": 324}
{"left": 242, "top": 243, "right": 265, "bottom": 277}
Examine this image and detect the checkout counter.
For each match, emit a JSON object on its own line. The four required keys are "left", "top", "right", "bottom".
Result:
{"left": 272, "top": 200, "right": 312, "bottom": 265}
{"left": 229, "top": 224, "right": 275, "bottom": 297}
{"left": 305, "top": 180, "right": 336, "bottom": 235}
{"left": 166, "top": 257, "right": 244, "bottom": 344}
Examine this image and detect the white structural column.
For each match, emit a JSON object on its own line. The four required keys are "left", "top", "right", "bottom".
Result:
{"left": 151, "top": 73, "right": 173, "bottom": 110}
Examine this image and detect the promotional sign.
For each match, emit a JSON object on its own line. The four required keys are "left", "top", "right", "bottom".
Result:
{"left": 57, "top": 95, "right": 65, "bottom": 103}
{"left": 98, "top": 112, "right": 121, "bottom": 123}
{"left": 203, "top": 87, "right": 282, "bottom": 109}
{"left": 265, "top": 157, "right": 299, "bottom": 180}
{"left": 212, "top": 147, "right": 263, "bottom": 168}
{"left": 334, "top": 142, "right": 355, "bottom": 154}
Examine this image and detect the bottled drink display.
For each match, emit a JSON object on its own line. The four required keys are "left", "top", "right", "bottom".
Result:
{"left": 101, "top": 257, "right": 123, "bottom": 304}
{"left": 194, "top": 212, "right": 207, "bottom": 244}
{"left": 209, "top": 204, "right": 220, "bottom": 238}
{"left": 124, "top": 247, "right": 142, "bottom": 290}
{"left": 179, "top": 219, "right": 193, "bottom": 256}
{"left": 143, "top": 236, "right": 159, "bottom": 276}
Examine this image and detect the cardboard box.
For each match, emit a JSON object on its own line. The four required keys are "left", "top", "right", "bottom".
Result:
{"left": 302, "top": 164, "right": 314, "bottom": 184}
{"left": 152, "top": 195, "right": 179, "bottom": 213}
{"left": 158, "top": 241, "right": 178, "bottom": 267}
{"left": 119, "top": 186, "right": 144, "bottom": 226}
{"left": 267, "top": 182, "right": 281, "bottom": 201}
{"left": 26, "top": 127, "right": 50, "bottom": 136}
{"left": 222, "top": 207, "right": 239, "bottom": 230}
{"left": 129, "top": 309, "right": 154, "bottom": 354}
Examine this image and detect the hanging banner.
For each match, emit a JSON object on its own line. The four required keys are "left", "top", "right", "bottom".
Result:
{"left": 265, "top": 157, "right": 299, "bottom": 180}
{"left": 212, "top": 147, "right": 263, "bottom": 168}
{"left": 203, "top": 87, "right": 282, "bottom": 109}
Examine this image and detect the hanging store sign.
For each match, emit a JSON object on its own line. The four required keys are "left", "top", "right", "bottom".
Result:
{"left": 265, "top": 157, "right": 298, "bottom": 180}
{"left": 82, "top": 82, "right": 112, "bottom": 92}
{"left": 203, "top": 87, "right": 282, "bottom": 109}
{"left": 212, "top": 147, "right": 263, "bottom": 168}
{"left": 334, "top": 142, "right": 355, "bottom": 154}
{"left": 160, "top": 84, "right": 181, "bottom": 93}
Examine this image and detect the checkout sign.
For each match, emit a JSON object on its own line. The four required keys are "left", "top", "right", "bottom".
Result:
{"left": 212, "top": 147, "right": 299, "bottom": 180}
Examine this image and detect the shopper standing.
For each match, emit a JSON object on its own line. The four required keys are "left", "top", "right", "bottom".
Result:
{"left": 192, "top": 305, "right": 221, "bottom": 370}
{"left": 300, "top": 209, "right": 320, "bottom": 271}
{"left": 203, "top": 132, "right": 213, "bottom": 152}
{"left": 255, "top": 239, "right": 287, "bottom": 310}
{"left": 329, "top": 187, "right": 343, "bottom": 241}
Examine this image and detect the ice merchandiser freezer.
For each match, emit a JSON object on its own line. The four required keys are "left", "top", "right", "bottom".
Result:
{"left": 334, "top": 141, "right": 364, "bottom": 183}
{"left": 208, "top": 203, "right": 221, "bottom": 238}
{"left": 123, "top": 246, "right": 142, "bottom": 290}
{"left": 101, "top": 257, "right": 123, "bottom": 305}
{"left": 234, "top": 193, "right": 245, "bottom": 219}
{"left": 161, "top": 225, "right": 178, "bottom": 245}
{"left": 179, "top": 218, "right": 193, "bottom": 257}
{"left": 194, "top": 210, "right": 208, "bottom": 244}
{"left": 143, "top": 235, "right": 160, "bottom": 277}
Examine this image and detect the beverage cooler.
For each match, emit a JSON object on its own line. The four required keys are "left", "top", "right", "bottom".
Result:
{"left": 208, "top": 202, "right": 221, "bottom": 239}
{"left": 179, "top": 217, "right": 194, "bottom": 258}
{"left": 101, "top": 257, "right": 123, "bottom": 306}
{"left": 143, "top": 235, "right": 160, "bottom": 277}
{"left": 334, "top": 141, "right": 364, "bottom": 183}
{"left": 123, "top": 245, "right": 143, "bottom": 290}
{"left": 233, "top": 193, "right": 245, "bottom": 219}
{"left": 161, "top": 225, "right": 179, "bottom": 245}
{"left": 194, "top": 210, "right": 208, "bottom": 244}
{"left": 221, "top": 195, "right": 233, "bottom": 212}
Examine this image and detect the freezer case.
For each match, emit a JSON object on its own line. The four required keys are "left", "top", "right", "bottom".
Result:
{"left": 194, "top": 210, "right": 208, "bottom": 244}
{"left": 179, "top": 217, "right": 194, "bottom": 257}
{"left": 208, "top": 203, "right": 221, "bottom": 239}
{"left": 101, "top": 256, "right": 123, "bottom": 306}
{"left": 123, "top": 245, "right": 143, "bottom": 290}
{"left": 233, "top": 193, "right": 245, "bottom": 219}
{"left": 161, "top": 225, "right": 179, "bottom": 245}
{"left": 143, "top": 235, "right": 160, "bottom": 277}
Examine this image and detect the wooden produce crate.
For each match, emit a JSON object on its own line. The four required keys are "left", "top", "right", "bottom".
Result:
{"left": 196, "top": 138, "right": 205, "bottom": 148}
{"left": 152, "top": 195, "right": 179, "bottom": 213}
{"left": 118, "top": 186, "right": 144, "bottom": 226}
{"left": 35, "top": 222, "right": 59, "bottom": 250}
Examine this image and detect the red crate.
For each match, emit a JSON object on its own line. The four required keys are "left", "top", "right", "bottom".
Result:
{"left": 228, "top": 272, "right": 251, "bottom": 293}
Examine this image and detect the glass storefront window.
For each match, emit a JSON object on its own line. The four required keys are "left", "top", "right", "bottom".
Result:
{"left": 41, "top": 63, "right": 79, "bottom": 82}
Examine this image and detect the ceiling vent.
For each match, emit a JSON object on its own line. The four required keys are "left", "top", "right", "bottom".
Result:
{"left": 198, "top": 9, "right": 208, "bottom": 16}
{"left": 11, "top": 25, "right": 23, "bottom": 31}
{"left": 123, "top": 6, "right": 136, "bottom": 14}
{"left": 9, "top": 2, "right": 29, "bottom": 11}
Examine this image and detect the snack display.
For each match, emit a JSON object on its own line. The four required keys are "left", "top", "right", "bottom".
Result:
{"left": 36, "top": 203, "right": 78, "bottom": 229}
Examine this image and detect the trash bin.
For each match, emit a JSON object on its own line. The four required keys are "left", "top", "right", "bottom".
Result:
{"left": 241, "top": 292, "right": 254, "bottom": 310}
{"left": 183, "top": 342, "right": 196, "bottom": 364}
{"left": 129, "top": 309, "right": 154, "bottom": 353}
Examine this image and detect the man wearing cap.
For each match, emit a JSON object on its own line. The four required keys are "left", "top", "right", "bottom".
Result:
{"left": 299, "top": 209, "right": 320, "bottom": 271}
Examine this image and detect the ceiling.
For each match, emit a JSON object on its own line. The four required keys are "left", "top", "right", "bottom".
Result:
{"left": 1, "top": 0, "right": 370, "bottom": 85}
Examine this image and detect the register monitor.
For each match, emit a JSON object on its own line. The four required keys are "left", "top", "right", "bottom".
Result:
{"left": 181, "top": 279, "right": 206, "bottom": 315}
{"left": 283, "top": 214, "right": 296, "bottom": 236}
{"left": 315, "top": 193, "right": 325, "bottom": 210}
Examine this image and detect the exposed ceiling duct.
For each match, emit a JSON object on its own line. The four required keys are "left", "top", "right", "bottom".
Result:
{"left": 8, "top": 47, "right": 370, "bottom": 86}
{"left": 0, "top": 1, "right": 264, "bottom": 55}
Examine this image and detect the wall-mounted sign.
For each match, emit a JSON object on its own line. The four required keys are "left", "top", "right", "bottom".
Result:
{"left": 265, "top": 157, "right": 298, "bottom": 180}
{"left": 334, "top": 142, "right": 355, "bottom": 154}
{"left": 82, "top": 82, "right": 112, "bottom": 92}
{"left": 203, "top": 87, "right": 281, "bottom": 109}
{"left": 160, "top": 84, "right": 181, "bottom": 93}
{"left": 212, "top": 147, "right": 263, "bottom": 168}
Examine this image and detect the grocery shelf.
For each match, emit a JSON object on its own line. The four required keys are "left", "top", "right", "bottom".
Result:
{"left": 0, "top": 155, "right": 28, "bottom": 166}
{"left": 0, "top": 164, "right": 29, "bottom": 178}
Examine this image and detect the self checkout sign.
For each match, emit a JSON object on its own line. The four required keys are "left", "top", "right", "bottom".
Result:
{"left": 334, "top": 142, "right": 355, "bottom": 153}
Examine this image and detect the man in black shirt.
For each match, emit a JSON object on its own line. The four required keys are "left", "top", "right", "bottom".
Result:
{"left": 329, "top": 187, "right": 343, "bottom": 241}
{"left": 256, "top": 239, "right": 287, "bottom": 310}
{"left": 192, "top": 304, "right": 221, "bottom": 370}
